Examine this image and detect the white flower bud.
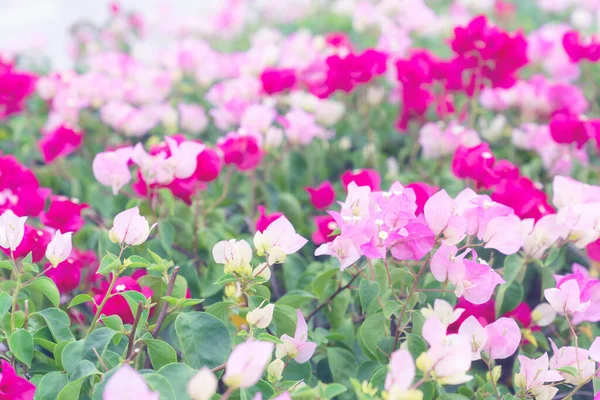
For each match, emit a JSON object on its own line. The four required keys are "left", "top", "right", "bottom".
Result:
{"left": 267, "top": 359, "right": 285, "bottom": 383}
{"left": 247, "top": 303, "right": 275, "bottom": 329}
{"left": 187, "top": 367, "right": 217, "bottom": 400}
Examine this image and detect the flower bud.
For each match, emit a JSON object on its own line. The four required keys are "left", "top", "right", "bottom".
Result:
{"left": 267, "top": 246, "right": 287, "bottom": 265}
{"left": 0, "top": 210, "right": 27, "bottom": 251}
{"left": 253, "top": 263, "right": 271, "bottom": 281}
{"left": 276, "top": 341, "right": 298, "bottom": 360}
{"left": 187, "top": 367, "right": 217, "bottom": 400}
{"left": 224, "top": 282, "right": 241, "bottom": 299}
{"left": 247, "top": 303, "right": 274, "bottom": 329}
{"left": 267, "top": 359, "right": 284, "bottom": 383}
{"left": 254, "top": 231, "right": 271, "bottom": 256}
{"left": 46, "top": 230, "right": 73, "bottom": 267}
{"left": 109, "top": 207, "right": 156, "bottom": 246}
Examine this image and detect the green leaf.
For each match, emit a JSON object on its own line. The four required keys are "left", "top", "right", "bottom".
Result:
{"left": 406, "top": 333, "right": 427, "bottom": 360}
{"left": 502, "top": 254, "right": 523, "bottom": 285}
{"left": 273, "top": 304, "right": 297, "bottom": 337}
{"left": 35, "top": 371, "right": 68, "bottom": 400}
{"left": 0, "top": 292, "right": 12, "bottom": 319}
{"left": 157, "top": 363, "right": 198, "bottom": 400}
{"left": 54, "top": 340, "right": 71, "bottom": 370}
{"left": 159, "top": 220, "right": 175, "bottom": 255}
{"left": 358, "top": 313, "right": 386, "bottom": 361}
{"left": 496, "top": 280, "right": 524, "bottom": 316}
{"left": 0, "top": 260, "right": 14, "bottom": 271}
{"left": 100, "top": 315, "right": 124, "bottom": 332}
{"left": 557, "top": 366, "right": 578, "bottom": 377}
{"left": 9, "top": 329, "right": 33, "bottom": 367}
{"left": 36, "top": 308, "right": 75, "bottom": 342}
{"left": 175, "top": 312, "right": 231, "bottom": 369}
{"left": 144, "top": 339, "right": 178, "bottom": 370}
{"left": 57, "top": 360, "right": 100, "bottom": 400}
{"left": 544, "top": 246, "right": 560, "bottom": 266}
{"left": 275, "top": 291, "right": 316, "bottom": 308}
{"left": 439, "top": 395, "right": 470, "bottom": 400}
{"left": 327, "top": 347, "right": 358, "bottom": 387}
{"left": 213, "top": 274, "right": 237, "bottom": 285}
{"left": 82, "top": 328, "right": 118, "bottom": 366}
{"left": 255, "top": 333, "right": 283, "bottom": 344}
{"left": 68, "top": 294, "right": 95, "bottom": 308}
{"left": 359, "top": 280, "right": 380, "bottom": 311}
{"left": 23, "top": 277, "right": 60, "bottom": 307}
{"left": 97, "top": 253, "right": 121, "bottom": 275}
{"left": 61, "top": 340, "right": 84, "bottom": 375}
{"left": 143, "top": 373, "right": 176, "bottom": 400}
{"left": 312, "top": 268, "right": 339, "bottom": 299}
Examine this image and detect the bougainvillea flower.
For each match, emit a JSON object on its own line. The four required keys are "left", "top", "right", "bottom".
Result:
{"left": 40, "top": 196, "right": 88, "bottom": 233}
{"left": 341, "top": 169, "right": 381, "bottom": 191}
{"left": 0, "top": 154, "right": 49, "bottom": 217}
{"left": 406, "top": 182, "right": 438, "bottom": 215}
{"left": 424, "top": 190, "right": 467, "bottom": 245}
{"left": 187, "top": 367, "right": 217, "bottom": 400}
{"left": 451, "top": 143, "right": 497, "bottom": 189}
{"left": 456, "top": 257, "right": 505, "bottom": 305}
{"left": 276, "top": 309, "right": 317, "bottom": 363}
{"left": 482, "top": 214, "right": 525, "bottom": 255}
{"left": 482, "top": 317, "right": 521, "bottom": 360}
{"left": 544, "top": 279, "right": 590, "bottom": 315}
{"left": 92, "top": 146, "right": 134, "bottom": 195}
{"left": 212, "top": 239, "right": 253, "bottom": 275}
{"left": 421, "top": 298, "right": 464, "bottom": 327}
{"left": 178, "top": 103, "right": 208, "bottom": 134}
{"left": 305, "top": 181, "right": 336, "bottom": 210}
{"left": 255, "top": 206, "right": 284, "bottom": 233}
{"left": 45, "top": 230, "right": 73, "bottom": 267}
{"left": 1, "top": 225, "right": 51, "bottom": 262}
{"left": 385, "top": 349, "right": 416, "bottom": 397}
{"left": 0, "top": 359, "right": 36, "bottom": 400}
{"left": 94, "top": 276, "right": 153, "bottom": 324}
{"left": 260, "top": 67, "right": 297, "bottom": 95}
{"left": 39, "top": 124, "right": 84, "bottom": 163}
{"left": 562, "top": 30, "right": 600, "bottom": 62}
{"left": 223, "top": 340, "right": 274, "bottom": 389}
{"left": 0, "top": 209, "right": 26, "bottom": 251}
{"left": 109, "top": 207, "right": 156, "bottom": 246}
{"left": 0, "top": 68, "right": 37, "bottom": 120}
{"left": 514, "top": 354, "right": 562, "bottom": 400}
{"left": 389, "top": 222, "right": 435, "bottom": 261}
{"left": 194, "top": 147, "right": 222, "bottom": 182}
{"left": 311, "top": 215, "right": 338, "bottom": 245}
{"left": 217, "top": 132, "right": 263, "bottom": 171}
{"left": 254, "top": 216, "right": 308, "bottom": 264}
{"left": 549, "top": 339, "right": 596, "bottom": 384}
{"left": 103, "top": 364, "right": 159, "bottom": 400}
{"left": 315, "top": 235, "right": 360, "bottom": 270}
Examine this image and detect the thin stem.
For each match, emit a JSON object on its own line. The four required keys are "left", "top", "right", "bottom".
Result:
{"left": 94, "top": 348, "right": 109, "bottom": 372}
{"left": 564, "top": 311, "right": 581, "bottom": 379}
{"left": 211, "top": 363, "right": 226, "bottom": 373}
{"left": 151, "top": 266, "right": 180, "bottom": 339}
{"left": 306, "top": 271, "right": 361, "bottom": 322}
{"left": 11, "top": 274, "right": 21, "bottom": 333}
{"left": 205, "top": 167, "right": 234, "bottom": 215}
{"left": 86, "top": 272, "right": 119, "bottom": 337}
{"left": 127, "top": 301, "right": 144, "bottom": 359}
{"left": 561, "top": 367, "right": 600, "bottom": 400}
{"left": 483, "top": 357, "right": 501, "bottom": 400}
{"left": 221, "top": 387, "right": 234, "bottom": 400}
{"left": 22, "top": 265, "right": 54, "bottom": 287}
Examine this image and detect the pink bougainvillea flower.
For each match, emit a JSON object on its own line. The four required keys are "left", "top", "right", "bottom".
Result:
{"left": 277, "top": 309, "right": 317, "bottom": 363}
{"left": 109, "top": 207, "right": 156, "bottom": 246}
{"left": 194, "top": 147, "right": 222, "bottom": 182}
{"left": 0, "top": 68, "right": 37, "bottom": 120}
{"left": 389, "top": 222, "right": 435, "bottom": 261}
{"left": 223, "top": 340, "right": 274, "bottom": 389}
{"left": 424, "top": 189, "right": 466, "bottom": 245}
{"left": 562, "top": 30, "right": 600, "bottom": 62}
{"left": 482, "top": 317, "right": 521, "bottom": 360}
{"left": 341, "top": 169, "right": 381, "bottom": 191}
{"left": 178, "top": 103, "right": 208, "bottom": 134}
{"left": 544, "top": 279, "right": 590, "bottom": 315}
{"left": 456, "top": 257, "right": 505, "bottom": 305}
{"left": 46, "top": 249, "right": 96, "bottom": 293}
{"left": 430, "top": 244, "right": 468, "bottom": 284}
{"left": 92, "top": 146, "right": 134, "bottom": 195}
{"left": 164, "top": 137, "right": 206, "bottom": 181}
{"left": 587, "top": 239, "right": 600, "bottom": 263}
{"left": 590, "top": 337, "right": 600, "bottom": 362}
{"left": 103, "top": 364, "right": 159, "bottom": 400}
{"left": 305, "top": 181, "right": 336, "bottom": 210}
{"left": 458, "top": 315, "right": 488, "bottom": 360}
{"left": 94, "top": 276, "right": 153, "bottom": 324}
{"left": 0, "top": 359, "right": 36, "bottom": 400}
{"left": 315, "top": 235, "right": 360, "bottom": 270}
{"left": 39, "top": 123, "right": 84, "bottom": 163}
{"left": 448, "top": 298, "right": 496, "bottom": 334}
{"left": 260, "top": 67, "right": 297, "bottom": 95}
{"left": 0, "top": 209, "right": 26, "bottom": 251}
{"left": 254, "top": 216, "right": 308, "bottom": 264}
{"left": 514, "top": 354, "right": 562, "bottom": 399}
{"left": 491, "top": 176, "right": 554, "bottom": 221}
{"left": 255, "top": 205, "right": 283, "bottom": 233}
{"left": 385, "top": 349, "right": 415, "bottom": 396}
{"left": 45, "top": 230, "right": 72, "bottom": 267}
{"left": 451, "top": 143, "right": 497, "bottom": 189}
{"left": 0, "top": 154, "right": 50, "bottom": 217}
{"left": 311, "top": 215, "right": 338, "bottom": 245}
{"left": 406, "top": 182, "right": 438, "bottom": 215}
{"left": 549, "top": 339, "right": 596, "bottom": 384}
{"left": 40, "top": 196, "right": 88, "bottom": 233}
{"left": 549, "top": 112, "right": 593, "bottom": 149}
{"left": 217, "top": 132, "right": 263, "bottom": 171}
{"left": 421, "top": 298, "right": 464, "bottom": 327}
{"left": 1, "top": 225, "right": 51, "bottom": 262}
{"left": 482, "top": 214, "right": 525, "bottom": 255}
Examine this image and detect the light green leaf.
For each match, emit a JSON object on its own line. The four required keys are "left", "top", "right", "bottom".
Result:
{"left": 10, "top": 329, "right": 33, "bottom": 367}
{"left": 144, "top": 339, "right": 178, "bottom": 370}
{"left": 175, "top": 312, "right": 231, "bottom": 369}
{"left": 68, "top": 294, "right": 95, "bottom": 308}
{"left": 359, "top": 280, "right": 380, "bottom": 312}
{"left": 23, "top": 277, "right": 60, "bottom": 307}
{"left": 97, "top": 253, "right": 121, "bottom": 275}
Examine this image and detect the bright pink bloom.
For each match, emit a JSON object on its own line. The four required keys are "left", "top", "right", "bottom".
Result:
{"left": 563, "top": 31, "right": 600, "bottom": 62}
{"left": 0, "top": 68, "right": 37, "bottom": 120}
{"left": 451, "top": 143, "right": 497, "bottom": 189}
{"left": 389, "top": 222, "right": 435, "bottom": 261}
{"left": 223, "top": 341, "right": 274, "bottom": 389}
{"left": 278, "top": 309, "right": 317, "bottom": 363}
{"left": 46, "top": 249, "right": 96, "bottom": 293}
{"left": 0, "top": 359, "right": 36, "bottom": 400}
{"left": 94, "top": 276, "right": 153, "bottom": 324}
{"left": 491, "top": 176, "right": 554, "bottom": 221}
{"left": 341, "top": 169, "right": 381, "bottom": 191}
{"left": 39, "top": 124, "right": 84, "bottom": 163}
{"left": 305, "top": 181, "right": 336, "bottom": 210}
{"left": 406, "top": 182, "right": 438, "bottom": 215}
{"left": 103, "top": 364, "right": 158, "bottom": 400}
{"left": 217, "top": 132, "right": 263, "bottom": 171}
{"left": 194, "top": 147, "right": 222, "bottom": 182}
{"left": 0, "top": 154, "right": 49, "bottom": 217}
{"left": 40, "top": 196, "right": 88, "bottom": 233}
{"left": 587, "top": 239, "right": 600, "bottom": 262}
{"left": 448, "top": 298, "right": 496, "bottom": 334}
{"left": 503, "top": 302, "right": 533, "bottom": 328}
{"left": 549, "top": 113, "right": 593, "bottom": 149}
{"left": 255, "top": 206, "right": 284, "bottom": 233}
{"left": 311, "top": 215, "right": 338, "bottom": 245}
{"left": 260, "top": 68, "right": 297, "bottom": 95}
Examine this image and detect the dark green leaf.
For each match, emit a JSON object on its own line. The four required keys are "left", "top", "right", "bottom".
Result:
{"left": 144, "top": 339, "right": 178, "bottom": 370}
{"left": 23, "top": 277, "right": 60, "bottom": 307}
{"left": 359, "top": 280, "right": 380, "bottom": 312}
{"left": 175, "top": 312, "right": 231, "bottom": 369}
{"left": 9, "top": 329, "right": 33, "bottom": 367}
